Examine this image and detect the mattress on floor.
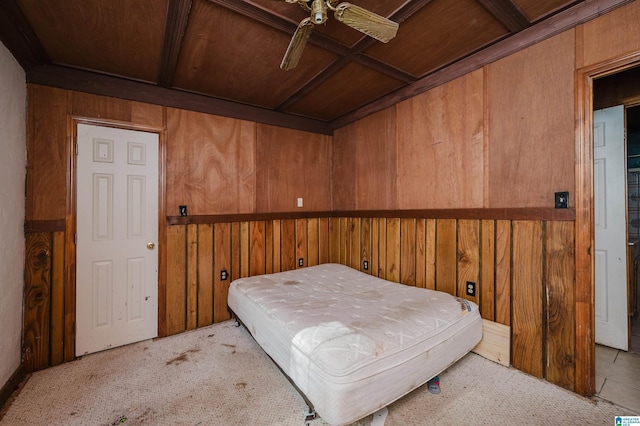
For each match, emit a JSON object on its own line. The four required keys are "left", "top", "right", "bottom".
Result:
{"left": 227, "top": 263, "right": 482, "bottom": 425}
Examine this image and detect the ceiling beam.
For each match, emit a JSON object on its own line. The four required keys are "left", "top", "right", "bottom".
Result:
{"left": 390, "top": 0, "right": 434, "bottom": 23}
{"left": 477, "top": 0, "right": 531, "bottom": 32}
{"left": 158, "top": 0, "right": 193, "bottom": 87}
{"left": 0, "top": 0, "right": 49, "bottom": 70}
{"left": 275, "top": 51, "right": 416, "bottom": 113}
{"left": 211, "top": 0, "right": 418, "bottom": 113}
{"left": 274, "top": 0, "right": 430, "bottom": 112}
{"left": 276, "top": 57, "right": 351, "bottom": 111}
{"left": 27, "top": 64, "right": 334, "bottom": 135}
{"left": 331, "top": 0, "right": 635, "bottom": 129}
{"left": 352, "top": 55, "right": 416, "bottom": 83}
{"left": 208, "top": 0, "right": 351, "bottom": 56}
{"left": 208, "top": 0, "right": 419, "bottom": 79}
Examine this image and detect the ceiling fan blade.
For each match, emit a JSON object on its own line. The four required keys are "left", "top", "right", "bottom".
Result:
{"left": 333, "top": 2, "right": 399, "bottom": 43}
{"left": 281, "top": 18, "right": 314, "bottom": 71}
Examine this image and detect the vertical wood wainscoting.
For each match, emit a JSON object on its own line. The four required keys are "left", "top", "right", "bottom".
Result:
{"left": 23, "top": 221, "right": 68, "bottom": 373}
{"left": 23, "top": 212, "right": 576, "bottom": 392}
{"left": 164, "top": 213, "right": 576, "bottom": 391}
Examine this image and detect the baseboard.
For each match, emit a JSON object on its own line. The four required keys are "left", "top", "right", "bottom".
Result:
{"left": 0, "top": 366, "right": 26, "bottom": 412}
{"left": 472, "top": 319, "right": 511, "bottom": 367}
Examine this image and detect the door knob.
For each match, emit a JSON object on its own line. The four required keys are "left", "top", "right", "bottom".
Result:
{"left": 147, "top": 242, "right": 155, "bottom": 250}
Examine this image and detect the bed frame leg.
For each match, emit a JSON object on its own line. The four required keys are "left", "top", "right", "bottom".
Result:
{"left": 229, "top": 309, "right": 241, "bottom": 327}
{"left": 230, "top": 306, "right": 317, "bottom": 424}
{"left": 303, "top": 405, "right": 316, "bottom": 424}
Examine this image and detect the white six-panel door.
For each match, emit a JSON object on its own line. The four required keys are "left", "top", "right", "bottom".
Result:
{"left": 76, "top": 123, "right": 159, "bottom": 356}
{"left": 594, "top": 105, "right": 629, "bottom": 351}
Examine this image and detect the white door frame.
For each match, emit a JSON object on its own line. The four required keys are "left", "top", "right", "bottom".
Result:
{"left": 69, "top": 117, "right": 165, "bottom": 358}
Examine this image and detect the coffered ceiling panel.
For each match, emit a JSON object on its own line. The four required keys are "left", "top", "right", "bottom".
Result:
{"left": 16, "top": 0, "right": 166, "bottom": 83}
{"left": 365, "top": 0, "right": 508, "bottom": 78}
{"left": 173, "top": 0, "right": 338, "bottom": 109}
{"left": 0, "top": 0, "right": 629, "bottom": 133}
{"left": 512, "top": 0, "right": 581, "bottom": 22}
{"left": 284, "top": 61, "right": 405, "bottom": 121}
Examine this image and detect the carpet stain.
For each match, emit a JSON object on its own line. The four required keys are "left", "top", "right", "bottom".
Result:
{"left": 166, "top": 353, "right": 188, "bottom": 365}
{"left": 130, "top": 407, "right": 154, "bottom": 424}
{"left": 221, "top": 343, "right": 236, "bottom": 354}
{"left": 235, "top": 382, "right": 247, "bottom": 390}
{"left": 166, "top": 348, "right": 201, "bottom": 365}
{"left": 111, "top": 414, "right": 127, "bottom": 425}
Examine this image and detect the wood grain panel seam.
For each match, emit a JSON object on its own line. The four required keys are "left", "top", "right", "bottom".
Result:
{"left": 541, "top": 221, "right": 548, "bottom": 380}
{"left": 483, "top": 65, "right": 490, "bottom": 208}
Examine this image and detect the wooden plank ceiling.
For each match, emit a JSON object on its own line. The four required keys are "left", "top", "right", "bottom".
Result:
{"left": 0, "top": 0, "right": 629, "bottom": 133}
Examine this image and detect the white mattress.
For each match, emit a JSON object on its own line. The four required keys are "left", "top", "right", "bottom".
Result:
{"left": 227, "top": 263, "right": 482, "bottom": 425}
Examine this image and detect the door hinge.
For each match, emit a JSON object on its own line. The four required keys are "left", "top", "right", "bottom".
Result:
{"left": 74, "top": 142, "right": 78, "bottom": 156}
{"left": 74, "top": 232, "right": 77, "bottom": 245}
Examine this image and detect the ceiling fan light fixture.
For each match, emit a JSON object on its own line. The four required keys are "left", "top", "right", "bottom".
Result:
{"left": 277, "top": 0, "right": 399, "bottom": 70}
{"left": 311, "top": 0, "right": 327, "bottom": 24}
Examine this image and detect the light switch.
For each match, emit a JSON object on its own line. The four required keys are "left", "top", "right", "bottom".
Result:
{"left": 297, "top": 197, "right": 303, "bottom": 208}
{"left": 555, "top": 192, "right": 569, "bottom": 209}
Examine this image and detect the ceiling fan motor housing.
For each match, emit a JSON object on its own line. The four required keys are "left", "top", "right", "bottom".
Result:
{"left": 311, "top": 0, "right": 327, "bottom": 24}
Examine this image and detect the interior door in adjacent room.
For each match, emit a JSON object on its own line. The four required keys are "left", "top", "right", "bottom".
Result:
{"left": 594, "top": 105, "right": 629, "bottom": 351}
{"left": 75, "top": 123, "right": 159, "bottom": 356}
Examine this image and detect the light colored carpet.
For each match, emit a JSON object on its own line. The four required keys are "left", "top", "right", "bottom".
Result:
{"left": 1, "top": 321, "right": 636, "bottom": 426}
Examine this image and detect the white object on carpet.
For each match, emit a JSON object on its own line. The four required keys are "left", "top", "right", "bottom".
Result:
{"left": 371, "top": 407, "right": 388, "bottom": 426}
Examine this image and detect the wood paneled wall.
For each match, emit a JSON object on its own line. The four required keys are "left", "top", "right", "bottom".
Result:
{"left": 579, "top": 0, "right": 640, "bottom": 69}
{"left": 487, "top": 31, "right": 576, "bottom": 208}
{"left": 26, "top": 85, "right": 165, "bottom": 221}
{"left": 24, "top": 213, "right": 575, "bottom": 392}
{"left": 332, "top": 33, "right": 577, "bottom": 211}
{"left": 166, "top": 108, "right": 256, "bottom": 215}
{"left": 396, "top": 69, "right": 485, "bottom": 209}
{"left": 21, "top": 0, "right": 640, "bottom": 402}
{"left": 255, "top": 126, "right": 332, "bottom": 212}
{"left": 332, "top": 108, "right": 398, "bottom": 210}
{"left": 22, "top": 84, "right": 334, "bottom": 380}
{"left": 22, "top": 225, "right": 68, "bottom": 372}
{"left": 160, "top": 214, "right": 576, "bottom": 391}
{"left": 163, "top": 218, "right": 331, "bottom": 335}
{"left": 26, "top": 85, "right": 333, "bottom": 222}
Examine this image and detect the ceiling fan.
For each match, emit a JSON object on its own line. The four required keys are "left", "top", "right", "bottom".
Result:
{"left": 276, "top": 0, "right": 399, "bottom": 70}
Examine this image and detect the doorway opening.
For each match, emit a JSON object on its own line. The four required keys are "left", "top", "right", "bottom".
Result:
{"left": 591, "top": 67, "right": 640, "bottom": 412}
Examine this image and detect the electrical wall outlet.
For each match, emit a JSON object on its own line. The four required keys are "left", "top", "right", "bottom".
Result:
{"left": 179, "top": 205, "right": 187, "bottom": 216}
{"left": 298, "top": 258, "right": 304, "bottom": 267}
{"left": 466, "top": 281, "right": 476, "bottom": 297}
{"left": 220, "top": 270, "right": 228, "bottom": 281}
{"left": 363, "top": 260, "right": 369, "bottom": 270}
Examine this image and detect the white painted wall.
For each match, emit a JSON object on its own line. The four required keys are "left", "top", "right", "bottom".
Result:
{"left": 0, "top": 42, "right": 26, "bottom": 390}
